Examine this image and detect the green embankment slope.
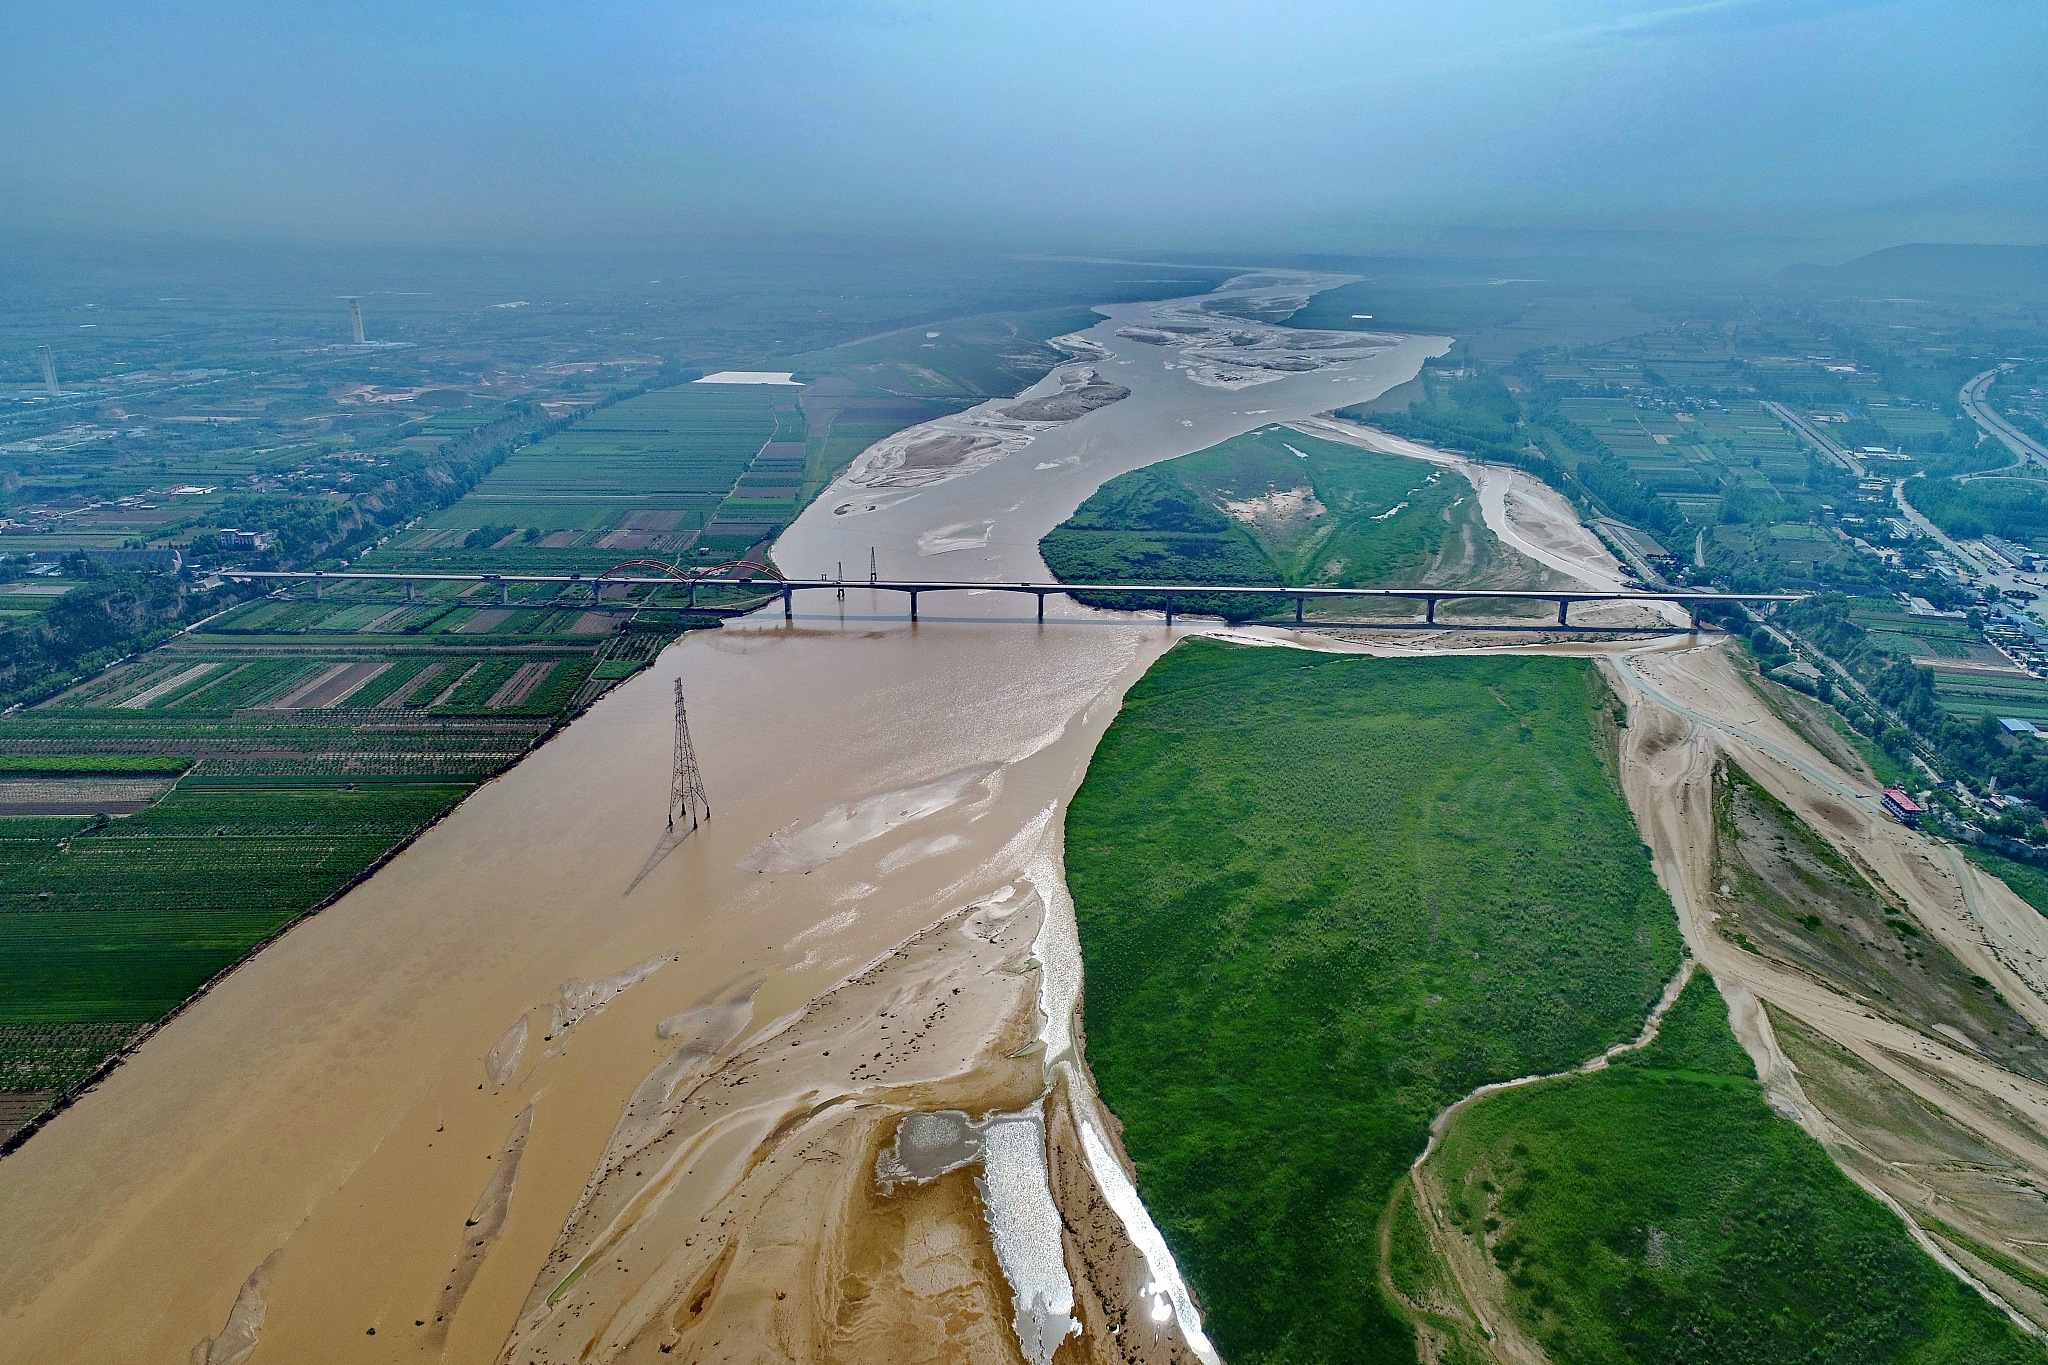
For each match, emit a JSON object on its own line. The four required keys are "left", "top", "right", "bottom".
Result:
{"left": 1066, "top": 640, "right": 1681, "bottom": 1362}
{"left": 1426, "top": 970, "right": 2043, "bottom": 1364}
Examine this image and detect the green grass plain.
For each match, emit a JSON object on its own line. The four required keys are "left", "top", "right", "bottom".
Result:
{"left": 1429, "top": 970, "right": 2044, "bottom": 1364}
{"left": 1066, "top": 640, "right": 1680, "bottom": 1363}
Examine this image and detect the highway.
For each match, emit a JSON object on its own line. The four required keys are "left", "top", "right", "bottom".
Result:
{"left": 1763, "top": 399, "right": 1865, "bottom": 476}
{"left": 1891, "top": 477, "right": 1995, "bottom": 577}
{"left": 1961, "top": 365, "right": 2048, "bottom": 468}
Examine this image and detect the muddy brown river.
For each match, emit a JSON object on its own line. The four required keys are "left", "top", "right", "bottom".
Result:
{"left": 0, "top": 274, "right": 1448, "bottom": 1365}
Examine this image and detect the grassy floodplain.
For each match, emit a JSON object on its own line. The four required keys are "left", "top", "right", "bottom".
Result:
{"left": 1041, "top": 425, "right": 1556, "bottom": 624}
{"left": 1417, "top": 971, "right": 2044, "bottom": 1364}
{"left": 1066, "top": 640, "right": 1681, "bottom": 1362}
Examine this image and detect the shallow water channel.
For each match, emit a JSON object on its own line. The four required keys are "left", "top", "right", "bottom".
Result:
{"left": 0, "top": 275, "right": 1444, "bottom": 1365}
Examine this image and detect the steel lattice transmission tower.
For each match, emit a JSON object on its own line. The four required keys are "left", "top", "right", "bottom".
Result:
{"left": 670, "top": 679, "right": 710, "bottom": 831}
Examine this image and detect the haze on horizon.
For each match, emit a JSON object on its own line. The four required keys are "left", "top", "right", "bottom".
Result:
{"left": 3, "top": 0, "right": 2044, "bottom": 257}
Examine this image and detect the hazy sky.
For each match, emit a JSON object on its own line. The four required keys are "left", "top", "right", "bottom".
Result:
{"left": 4, "top": 0, "right": 2042, "bottom": 250}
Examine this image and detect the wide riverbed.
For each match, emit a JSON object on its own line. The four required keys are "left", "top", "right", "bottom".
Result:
{"left": 0, "top": 274, "right": 1444, "bottom": 1365}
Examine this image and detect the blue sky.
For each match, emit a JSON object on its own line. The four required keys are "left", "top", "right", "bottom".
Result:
{"left": 3, "top": 0, "right": 2041, "bottom": 249}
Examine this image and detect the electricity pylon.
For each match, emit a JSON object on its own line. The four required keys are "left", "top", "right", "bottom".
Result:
{"left": 670, "top": 679, "right": 710, "bottom": 831}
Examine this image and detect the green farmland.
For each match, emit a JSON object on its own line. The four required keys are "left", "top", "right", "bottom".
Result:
{"left": 1417, "top": 971, "right": 2044, "bottom": 1364}
{"left": 1549, "top": 396, "right": 1816, "bottom": 526}
{"left": 368, "top": 383, "right": 799, "bottom": 572}
{"left": 1065, "top": 640, "right": 1680, "bottom": 1362}
{"left": 366, "top": 379, "right": 970, "bottom": 574}
{"left": 1930, "top": 669, "right": 2048, "bottom": 725}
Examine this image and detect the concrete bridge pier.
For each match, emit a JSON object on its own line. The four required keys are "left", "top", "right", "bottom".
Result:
{"left": 1557, "top": 598, "right": 1570, "bottom": 626}
{"left": 1035, "top": 591, "right": 1046, "bottom": 623}
{"left": 498, "top": 581, "right": 510, "bottom": 606}
{"left": 783, "top": 586, "right": 793, "bottom": 621}
{"left": 1425, "top": 597, "right": 1437, "bottom": 624}
{"left": 908, "top": 589, "right": 919, "bottom": 622}
{"left": 404, "top": 579, "right": 416, "bottom": 604}
{"left": 1164, "top": 596, "right": 1175, "bottom": 627}
{"left": 1690, "top": 605, "right": 1702, "bottom": 631}
{"left": 1294, "top": 596, "right": 1304, "bottom": 625}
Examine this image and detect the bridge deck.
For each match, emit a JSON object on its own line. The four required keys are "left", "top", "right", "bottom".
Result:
{"left": 224, "top": 568, "right": 1795, "bottom": 604}
{"left": 224, "top": 570, "right": 1795, "bottom": 629}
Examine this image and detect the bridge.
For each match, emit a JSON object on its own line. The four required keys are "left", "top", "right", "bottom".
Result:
{"left": 222, "top": 569, "right": 1799, "bottom": 631}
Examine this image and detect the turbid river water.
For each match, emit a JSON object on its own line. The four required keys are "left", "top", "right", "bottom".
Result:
{"left": 0, "top": 273, "right": 1446, "bottom": 1365}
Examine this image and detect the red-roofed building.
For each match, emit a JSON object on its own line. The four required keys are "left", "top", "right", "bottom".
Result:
{"left": 1881, "top": 788, "right": 1922, "bottom": 827}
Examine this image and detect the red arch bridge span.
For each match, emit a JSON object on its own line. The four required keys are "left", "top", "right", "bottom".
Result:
{"left": 222, "top": 570, "right": 1799, "bottom": 632}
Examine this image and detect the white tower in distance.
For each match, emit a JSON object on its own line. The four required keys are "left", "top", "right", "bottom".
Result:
{"left": 346, "top": 297, "right": 366, "bottom": 345}
{"left": 37, "top": 345, "right": 58, "bottom": 397}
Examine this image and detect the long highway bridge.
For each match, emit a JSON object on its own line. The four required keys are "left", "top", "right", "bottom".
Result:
{"left": 224, "top": 569, "right": 1800, "bottom": 631}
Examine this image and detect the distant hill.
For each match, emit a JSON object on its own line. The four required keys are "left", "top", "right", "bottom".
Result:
{"left": 1782, "top": 243, "right": 2048, "bottom": 299}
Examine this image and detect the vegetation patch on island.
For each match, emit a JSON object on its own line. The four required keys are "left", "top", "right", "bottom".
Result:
{"left": 1039, "top": 425, "right": 1559, "bottom": 621}
{"left": 1065, "top": 640, "right": 1681, "bottom": 1362}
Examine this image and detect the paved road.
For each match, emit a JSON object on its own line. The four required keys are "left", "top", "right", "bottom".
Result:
{"left": 1892, "top": 478, "right": 1995, "bottom": 577}
{"left": 1961, "top": 366, "right": 2048, "bottom": 467}
{"left": 1763, "top": 399, "right": 1865, "bottom": 476}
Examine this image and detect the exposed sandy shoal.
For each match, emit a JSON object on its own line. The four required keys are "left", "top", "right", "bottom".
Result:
{"left": 849, "top": 430, "right": 1011, "bottom": 487}
{"left": 1000, "top": 368, "right": 1130, "bottom": 424}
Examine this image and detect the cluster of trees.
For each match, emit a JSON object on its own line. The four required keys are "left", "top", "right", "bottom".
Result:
{"left": 1901, "top": 476, "right": 2048, "bottom": 543}
{"left": 1353, "top": 374, "right": 1543, "bottom": 468}
{"left": 190, "top": 400, "right": 563, "bottom": 571}
{"left": 462, "top": 523, "right": 519, "bottom": 549}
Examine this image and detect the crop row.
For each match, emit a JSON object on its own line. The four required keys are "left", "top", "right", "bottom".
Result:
{"left": 0, "top": 905, "right": 315, "bottom": 1023}
{"left": 0, "top": 1022, "right": 148, "bottom": 1089}
{"left": 3, "top": 831, "right": 430, "bottom": 910}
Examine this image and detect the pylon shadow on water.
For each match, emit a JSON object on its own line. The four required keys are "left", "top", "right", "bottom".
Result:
{"left": 624, "top": 679, "right": 712, "bottom": 898}
{"left": 623, "top": 821, "right": 694, "bottom": 898}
